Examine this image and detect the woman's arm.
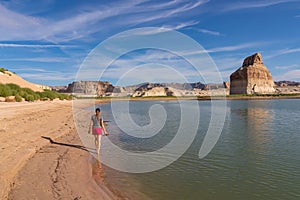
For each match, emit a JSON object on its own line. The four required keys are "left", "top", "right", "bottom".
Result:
{"left": 88, "top": 120, "right": 92, "bottom": 134}
{"left": 100, "top": 118, "right": 108, "bottom": 135}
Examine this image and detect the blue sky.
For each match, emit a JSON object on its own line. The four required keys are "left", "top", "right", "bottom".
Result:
{"left": 0, "top": 0, "right": 300, "bottom": 86}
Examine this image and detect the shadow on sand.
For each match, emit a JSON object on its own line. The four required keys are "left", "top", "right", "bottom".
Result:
{"left": 41, "top": 136, "right": 95, "bottom": 153}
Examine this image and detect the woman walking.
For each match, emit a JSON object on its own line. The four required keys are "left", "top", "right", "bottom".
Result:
{"left": 89, "top": 108, "right": 108, "bottom": 155}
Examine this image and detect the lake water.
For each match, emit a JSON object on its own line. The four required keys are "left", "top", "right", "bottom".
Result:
{"left": 95, "top": 99, "right": 300, "bottom": 200}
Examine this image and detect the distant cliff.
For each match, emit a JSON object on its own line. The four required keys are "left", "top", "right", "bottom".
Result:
{"left": 129, "top": 82, "right": 206, "bottom": 97}
{"left": 274, "top": 81, "right": 300, "bottom": 94}
{"left": 66, "top": 81, "right": 114, "bottom": 96}
{"left": 64, "top": 81, "right": 227, "bottom": 97}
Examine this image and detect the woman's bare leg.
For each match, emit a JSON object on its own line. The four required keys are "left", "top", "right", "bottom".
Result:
{"left": 97, "top": 135, "right": 102, "bottom": 155}
{"left": 94, "top": 135, "right": 98, "bottom": 153}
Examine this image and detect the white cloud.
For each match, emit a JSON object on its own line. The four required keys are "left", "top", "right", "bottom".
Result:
{"left": 19, "top": 71, "right": 75, "bottom": 81}
{"left": 274, "top": 64, "right": 298, "bottom": 70}
{"left": 126, "top": 0, "right": 209, "bottom": 26}
{"left": 265, "top": 47, "right": 300, "bottom": 59}
{"left": 0, "top": 57, "right": 68, "bottom": 63}
{"left": 223, "top": 0, "right": 298, "bottom": 11}
{"left": 279, "top": 48, "right": 300, "bottom": 54}
{"left": 0, "top": 43, "right": 71, "bottom": 48}
{"left": 179, "top": 42, "right": 262, "bottom": 56}
{"left": 207, "top": 43, "right": 262, "bottom": 53}
{"left": 195, "top": 28, "right": 222, "bottom": 36}
{"left": 0, "top": 0, "right": 209, "bottom": 42}
{"left": 163, "top": 21, "right": 200, "bottom": 30}
{"left": 273, "top": 69, "right": 300, "bottom": 81}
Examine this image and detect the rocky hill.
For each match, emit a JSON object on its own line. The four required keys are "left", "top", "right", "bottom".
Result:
{"left": 230, "top": 53, "right": 275, "bottom": 94}
{"left": 275, "top": 81, "right": 300, "bottom": 94}
{"left": 66, "top": 81, "right": 114, "bottom": 96}
{"left": 275, "top": 81, "right": 300, "bottom": 87}
{"left": 64, "top": 81, "right": 227, "bottom": 97}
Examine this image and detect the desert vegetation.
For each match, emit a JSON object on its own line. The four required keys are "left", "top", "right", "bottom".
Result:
{"left": 0, "top": 83, "right": 71, "bottom": 102}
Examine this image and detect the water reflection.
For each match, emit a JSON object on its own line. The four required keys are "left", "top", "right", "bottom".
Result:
{"left": 232, "top": 100, "right": 274, "bottom": 156}
{"left": 90, "top": 157, "right": 102, "bottom": 176}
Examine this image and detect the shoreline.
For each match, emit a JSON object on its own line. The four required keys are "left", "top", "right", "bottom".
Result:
{"left": 0, "top": 100, "right": 118, "bottom": 199}
{"left": 91, "top": 94, "right": 300, "bottom": 103}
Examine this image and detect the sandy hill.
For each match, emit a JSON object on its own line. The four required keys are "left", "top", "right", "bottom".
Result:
{"left": 0, "top": 69, "right": 50, "bottom": 92}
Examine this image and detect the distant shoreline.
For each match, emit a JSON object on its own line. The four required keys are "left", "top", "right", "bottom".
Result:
{"left": 88, "top": 94, "right": 300, "bottom": 103}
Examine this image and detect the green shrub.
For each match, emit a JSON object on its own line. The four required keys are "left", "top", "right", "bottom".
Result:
{"left": 22, "top": 88, "right": 35, "bottom": 95}
{"left": 33, "top": 93, "right": 40, "bottom": 100}
{"left": 42, "top": 90, "right": 57, "bottom": 100}
{"left": 15, "top": 94, "right": 22, "bottom": 102}
{"left": 18, "top": 90, "right": 25, "bottom": 97}
{"left": 6, "top": 83, "right": 21, "bottom": 91}
{"left": 11, "top": 90, "right": 17, "bottom": 96}
{"left": 25, "top": 94, "right": 35, "bottom": 102}
{"left": 0, "top": 84, "right": 11, "bottom": 97}
{"left": 0, "top": 68, "right": 7, "bottom": 74}
{"left": 0, "top": 83, "right": 71, "bottom": 101}
{"left": 58, "top": 93, "right": 69, "bottom": 100}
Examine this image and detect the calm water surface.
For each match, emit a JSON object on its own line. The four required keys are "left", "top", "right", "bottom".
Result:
{"left": 96, "top": 99, "right": 300, "bottom": 200}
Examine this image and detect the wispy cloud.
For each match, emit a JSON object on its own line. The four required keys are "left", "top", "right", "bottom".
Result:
{"left": 265, "top": 47, "right": 300, "bottom": 59}
{"left": 0, "top": 0, "right": 209, "bottom": 42}
{"left": 223, "top": 0, "right": 298, "bottom": 11}
{"left": 206, "top": 43, "right": 259, "bottom": 53}
{"left": 114, "top": 21, "right": 202, "bottom": 38}
{"left": 180, "top": 42, "right": 262, "bottom": 56}
{"left": 185, "top": 26, "right": 222, "bottom": 36}
{"left": 0, "top": 57, "right": 68, "bottom": 63}
{"left": 273, "top": 69, "right": 300, "bottom": 81}
{"left": 126, "top": 0, "right": 209, "bottom": 26}
{"left": 163, "top": 20, "right": 200, "bottom": 30}
{"left": 274, "top": 64, "right": 298, "bottom": 70}
{"left": 19, "top": 71, "right": 75, "bottom": 81}
{"left": 9, "top": 67, "right": 49, "bottom": 72}
{"left": 0, "top": 43, "right": 71, "bottom": 48}
{"left": 195, "top": 28, "right": 222, "bottom": 36}
{"left": 279, "top": 48, "right": 300, "bottom": 54}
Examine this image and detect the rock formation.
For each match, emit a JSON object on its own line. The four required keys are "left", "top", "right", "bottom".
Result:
{"left": 275, "top": 81, "right": 300, "bottom": 94}
{"left": 130, "top": 82, "right": 205, "bottom": 97}
{"left": 64, "top": 81, "right": 229, "bottom": 97}
{"left": 66, "top": 81, "right": 114, "bottom": 96}
{"left": 132, "top": 86, "right": 173, "bottom": 97}
{"left": 230, "top": 53, "right": 275, "bottom": 94}
{"left": 223, "top": 82, "right": 230, "bottom": 89}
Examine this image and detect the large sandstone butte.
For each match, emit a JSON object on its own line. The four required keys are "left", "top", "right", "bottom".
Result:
{"left": 230, "top": 53, "right": 275, "bottom": 94}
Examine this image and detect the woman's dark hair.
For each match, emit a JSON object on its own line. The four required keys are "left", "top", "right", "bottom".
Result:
{"left": 95, "top": 108, "right": 101, "bottom": 112}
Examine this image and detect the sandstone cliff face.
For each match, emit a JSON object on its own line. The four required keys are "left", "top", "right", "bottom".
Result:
{"left": 132, "top": 87, "right": 172, "bottom": 97}
{"left": 66, "top": 81, "right": 114, "bottom": 96}
{"left": 230, "top": 53, "right": 275, "bottom": 94}
{"left": 65, "top": 81, "right": 228, "bottom": 97}
{"left": 130, "top": 82, "right": 205, "bottom": 97}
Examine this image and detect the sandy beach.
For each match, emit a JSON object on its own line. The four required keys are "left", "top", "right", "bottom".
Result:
{"left": 0, "top": 100, "right": 117, "bottom": 199}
